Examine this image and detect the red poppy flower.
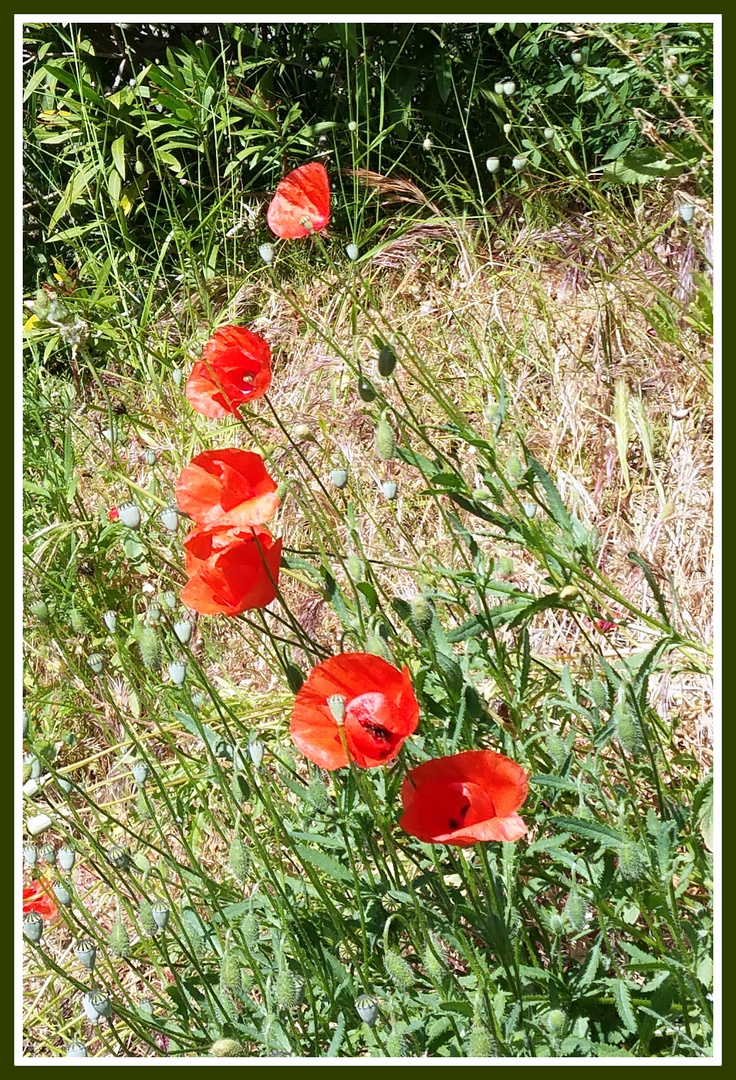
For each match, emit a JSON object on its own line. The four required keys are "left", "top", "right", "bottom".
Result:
{"left": 176, "top": 449, "right": 279, "bottom": 529}
{"left": 267, "top": 162, "right": 330, "bottom": 240}
{"left": 399, "top": 749, "right": 528, "bottom": 847}
{"left": 108, "top": 506, "right": 119, "bottom": 521}
{"left": 180, "top": 523, "right": 282, "bottom": 616}
{"left": 23, "top": 881, "right": 58, "bottom": 922}
{"left": 290, "top": 653, "right": 419, "bottom": 770}
{"left": 186, "top": 326, "right": 272, "bottom": 418}
{"left": 594, "top": 618, "right": 617, "bottom": 634}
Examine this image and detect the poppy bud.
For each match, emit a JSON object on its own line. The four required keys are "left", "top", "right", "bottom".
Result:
{"left": 347, "top": 554, "right": 363, "bottom": 579}
{"left": 614, "top": 697, "right": 642, "bottom": 754}
{"left": 563, "top": 890, "right": 587, "bottom": 931}
{"left": 503, "top": 123, "right": 512, "bottom": 135}
{"left": 139, "top": 897, "right": 157, "bottom": 936}
{"left": 410, "top": 595, "right": 434, "bottom": 634}
{"left": 87, "top": 653, "right": 104, "bottom": 675}
{"left": 221, "top": 949, "right": 242, "bottom": 991}
{"left": 160, "top": 507, "right": 179, "bottom": 532}
{"left": 23, "top": 709, "right": 30, "bottom": 738}
{"left": 618, "top": 839, "right": 645, "bottom": 881}
{"left": 118, "top": 502, "right": 141, "bottom": 530}
{"left": 331, "top": 468, "right": 348, "bottom": 489}
{"left": 75, "top": 939, "right": 97, "bottom": 970}
{"left": 58, "top": 846, "right": 76, "bottom": 871}
{"left": 23, "top": 911, "right": 44, "bottom": 943}
{"left": 469, "top": 1024, "right": 494, "bottom": 1057}
{"left": 152, "top": 902, "right": 170, "bottom": 930}
{"left": 384, "top": 948, "right": 414, "bottom": 990}
{"left": 54, "top": 882, "right": 73, "bottom": 909}
{"left": 587, "top": 677, "right": 607, "bottom": 709}
{"left": 547, "top": 1009, "right": 566, "bottom": 1034}
{"left": 348, "top": 121, "right": 357, "bottom": 132}
{"left": 275, "top": 968, "right": 300, "bottom": 1007}
{"left": 346, "top": 243, "right": 360, "bottom": 261}
{"left": 375, "top": 417, "right": 396, "bottom": 461}
{"left": 358, "top": 377, "right": 377, "bottom": 402}
{"left": 144, "top": 449, "right": 157, "bottom": 466}
{"left": 30, "top": 600, "right": 50, "bottom": 623}
{"left": 485, "top": 156, "right": 500, "bottom": 173}
{"left": 512, "top": 155, "right": 528, "bottom": 173}
{"left": 366, "top": 634, "right": 392, "bottom": 662}
{"left": 355, "top": 993, "right": 378, "bottom": 1026}
{"left": 679, "top": 203, "right": 695, "bottom": 224}
{"left": 423, "top": 941, "right": 446, "bottom": 983}
{"left": 169, "top": 660, "right": 187, "bottom": 686}
{"left": 382, "top": 480, "right": 398, "bottom": 500}
{"left": 259, "top": 243, "right": 274, "bottom": 264}
{"left": 103, "top": 610, "right": 117, "bottom": 633}
{"left": 386, "top": 1030, "right": 407, "bottom": 1057}
{"left": 24, "top": 844, "right": 37, "bottom": 868}
{"left": 294, "top": 423, "right": 315, "bottom": 441}
{"left": 378, "top": 344, "right": 397, "bottom": 377}
{"left": 228, "top": 837, "right": 250, "bottom": 883}
{"left": 66, "top": 1041, "right": 87, "bottom": 1058}
{"left": 559, "top": 585, "right": 579, "bottom": 601}
{"left": 249, "top": 740, "right": 264, "bottom": 767}
{"left": 138, "top": 627, "right": 161, "bottom": 672}
{"left": 109, "top": 919, "right": 130, "bottom": 957}
{"left": 211, "top": 1038, "right": 243, "bottom": 1057}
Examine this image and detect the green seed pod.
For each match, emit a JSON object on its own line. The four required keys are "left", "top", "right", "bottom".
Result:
{"left": 221, "top": 949, "right": 242, "bottom": 992}
{"left": 103, "top": 610, "right": 117, "bottom": 633}
{"left": 211, "top": 1038, "right": 243, "bottom": 1057}
{"left": 469, "top": 1023, "right": 494, "bottom": 1057}
{"left": 85, "top": 990, "right": 112, "bottom": 1019}
{"left": 680, "top": 203, "right": 695, "bottom": 224}
{"left": 259, "top": 243, "right": 274, "bottom": 265}
{"left": 66, "top": 1040, "right": 87, "bottom": 1057}
{"left": 118, "top": 502, "right": 141, "bottom": 530}
{"left": 23, "top": 708, "right": 30, "bottom": 738}
{"left": 58, "top": 776, "right": 72, "bottom": 794}
{"left": 382, "top": 480, "right": 398, "bottom": 500}
{"left": 497, "top": 555, "right": 514, "bottom": 577}
{"left": 173, "top": 619, "right": 192, "bottom": 645}
{"left": 105, "top": 844, "right": 129, "bottom": 869}
{"left": 563, "top": 889, "right": 587, "bottom": 932}
{"left": 545, "top": 732, "right": 567, "bottom": 769}
{"left": 168, "top": 660, "right": 187, "bottom": 686}
{"left": 132, "top": 761, "right": 149, "bottom": 787}
{"left": 23, "top": 911, "right": 44, "bottom": 943}
{"left": 614, "top": 698, "right": 642, "bottom": 754}
{"left": 503, "top": 79, "right": 516, "bottom": 96}
{"left": 410, "top": 595, "right": 434, "bottom": 634}
{"left": 507, "top": 453, "right": 523, "bottom": 479}
{"left": 559, "top": 584, "right": 579, "bottom": 602}
{"left": 38, "top": 843, "right": 55, "bottom": 867}
{"left": 70, "top": 608, "right": 85, "bottom": 634}
{"left": 87, "top": 653, "right": 104, "bottom": 675}
{"left": 331, "top": 468, "right": 348, "bottom": 489}
{"left": 138, "top": 627, "right": 162, "bottom": 672}
{"left": 30, "top": 600, "right": 50, "bottom": 623}
{"left": 249, "top": 741, "right": 264, "bottom": 768}
{"left": 24, "top": 844, "right": 37, "bottom": 868}
{"left": 544, "top": 126, "right": 555, "bottom": 142}
{"left": 146, "top": 604, "right": 161, "bottom": 626}
{"left": 53, "top": 880, "right": 72, "bottom": 907}
{"left": 375, "top": 417, "right": 396, "bottom": 461}
{"left": 75, "top": 939, "right": 97, "bottom": 970}
{"left": 358, "top": 378, "right": 376, "bottom": 402}
{"left": 172, "top": 368, "right": 183, "bottom": 388}
{"left": 109, "top": 919, "right": 131, "bottom": 958}
{"left": 160, "top": 507, "right": 179, "bottom": 532}
{"left": 486, "top": 156, "right": 500, "bottom": 173}
{"left": 378, "top": 344, "right": 397, "bottom": 377}
{"left": 618, "top": 839, "right": 645, "bottom": 882}
{"left": 285, "top": 664, "right": 304, "bottom": 693}
{"left": 676, "top": 71, "right": 689, "bottom": 87}
{"left": 355, "top": 993, "right": 378, "bottom": 1026}
{"left": 571, "top": 50, "right": 583, "bottom": 64}
{"left": 386, "top": 1029, "right": 407, "bottom": 1057}
{"left": 586, "top": 677, "right": 607, "bottom": 709}
{"left": 139, "top": 896, "right": 157, "bottom": 936}
{"left": 152, "top": 902, "right": 170, "bottom": 930}
{"left": 384, "top": 948, "right": 413, "bottom": 991}
{"left": 346, "top": 243, "right": 360, "bottom": 262}
{"left": 522, "top": 501, "right": 537, "bottom": 518}
{"left": 144, "top": 448, "right": 157, "bottom": 466}
{"left": 512, "top": 155, "right": 528, "bottom": 173}
{"left": 24, "top": 754, "right": 41, "bottom": 781}
{"left": 161, "top": 590, "right": 177, "bottom": 611}
{"left": 228, "top": 837, "right": 250, "bottom": 884}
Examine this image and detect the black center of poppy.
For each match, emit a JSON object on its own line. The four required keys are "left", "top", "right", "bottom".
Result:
{"left": 361, "top": 720, "right": 391, "bottom": 743}
{"left": 448, "top": 801, "right": 471, "bottom": 831}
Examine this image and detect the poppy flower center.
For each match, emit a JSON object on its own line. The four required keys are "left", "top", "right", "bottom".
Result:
{"left": 344, "top": 691, "right": 399, "bottom": 760}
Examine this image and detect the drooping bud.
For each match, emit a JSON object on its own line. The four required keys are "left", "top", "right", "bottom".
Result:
{"left": 375, "top": 417, "right": 396, "bottom": 461}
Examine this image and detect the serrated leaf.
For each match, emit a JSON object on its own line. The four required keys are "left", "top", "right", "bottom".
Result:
{"left": 549, "top": 816, "right": 623, "bottom": 848}
{"left": 578, "top": 939, "right": 601, "bottom": 989}
{"left": 602, "top": 148, "right": 688, "bottom": 184}
{"left": 327, "top": 1011, "right": 345, "bottom": 1056}
{"left": 611, "top": 979, "right": 638, "bottom": 1034}
{"left": 697, "top": 782, "right": 713, "bottom": 852}
{"left": 527, "top": 455, "right": 573, "bottom": 534}
{"left": 294, "top": 844, "right": 352, "bottom": 885}
{"left": 627, "top": 552, "right": 670, "bottom": 626}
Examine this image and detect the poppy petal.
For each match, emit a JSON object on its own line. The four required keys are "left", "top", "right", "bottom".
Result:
{"left": 181, "top": 525, "right": 282, "bottom": 616}
{"left": 176, "top": 449, "right": 279, "bottom": 527}
{"left": 267, "top": 162, "right": 330, "bottom": 239}
{"left": 186, "top": 326, "right": 272, "bottom": 417}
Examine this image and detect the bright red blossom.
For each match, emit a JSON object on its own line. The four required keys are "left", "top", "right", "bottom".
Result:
{"left": 267, "top": 162, "right": 330, "bottom": 240}
{"left": 108, "top": 506, "right": 119, "bottom": 521}
{"left": 399, "top": 749, "right": 528, "bottom": 847}
{"left": 186, "top": 326, "right": 272, "bottom": 418}
{"left": 23, "top": 881, "right": 58, "bottom": 922}
{"left": 290, "top": 653, "right": 419, "bottom": 770}
{"left": 181, "top": 523, "right": 282, "bottom": 616}
{"left": 176, "top": 448, "right": 279, "bottom": 528}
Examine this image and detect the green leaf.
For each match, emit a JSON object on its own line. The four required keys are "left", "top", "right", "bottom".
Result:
{"left": 602, "top": 148, "right": 689, "bottom": 185}
{"left": 111, "top": 135, "right": 127, "bottom": 179}
{"left": 434, "top": 49, "right": 453, "bottom": 103}
{"left": 611, "top": 978, "right": 638, "bottom": 1034}
{"left": 294, "top": 844, "right": 353, "bottom": 885}
{"left": 627, "top": 551, "right": 670, "bottom": 625}
{"left": 327, "top": 1011, "right": 344, "bottom": 1056}
{"left": 549, "top": 816, "right": 623, "bottom": 848}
